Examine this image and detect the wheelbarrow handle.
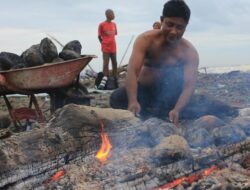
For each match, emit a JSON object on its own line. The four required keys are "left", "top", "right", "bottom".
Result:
{"left": 0, "top": 74, "right": 6, "bottom": 86}
{"left": 0, "top": 73, "right": 24, "bottom": 93}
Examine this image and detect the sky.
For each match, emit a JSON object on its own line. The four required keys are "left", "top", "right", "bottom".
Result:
{"left": 0, "top": 0, "right": 250, "bottom": 72}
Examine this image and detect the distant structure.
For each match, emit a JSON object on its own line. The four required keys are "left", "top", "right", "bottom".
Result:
{"left": 152, "top": 21, "right": 161, "bottom": 29}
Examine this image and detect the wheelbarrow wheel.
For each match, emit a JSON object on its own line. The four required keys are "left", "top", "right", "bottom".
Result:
{"left": 50, "top": 83, "right": 91, "bottom": 112}
{"left": 63, "top": 83, "right": 91, "bottom": 106}
{"left": 64, "top": 82, "right": 88, "bottom": 98}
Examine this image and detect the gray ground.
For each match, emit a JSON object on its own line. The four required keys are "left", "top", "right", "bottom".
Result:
{"left": 0, "top": 71, "right": 250, "bottom": 131}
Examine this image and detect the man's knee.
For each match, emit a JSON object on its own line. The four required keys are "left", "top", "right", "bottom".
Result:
{"left": 109, "top": 87, "right": 128, "bottom": 109}
{"left": 109, "top": 91, "right": 119, "bottom": 108}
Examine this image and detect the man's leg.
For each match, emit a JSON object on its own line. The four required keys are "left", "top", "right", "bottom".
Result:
{"left": 98, "top": 53, "right": 110, "bottom": 89}
{"left": 109, "top": 86, "right": 128, "bottom": 109}
{"left": 110, "top": 53, "right": 118, "bottom": 78}
{"left": 110, "top": 84, "right": 156, "bottom": 120}
{"left": 180, "top": 94, "right": 239, "bottom": 119}
{"left": 102, "top": 52, "right": 110, "bottom": 77}
{"left": 110, "top": 84, "right": 154, "bottom": 113}
{"left": 137, "top": 84, "right": 158, "bottom": 120}
{"left": 153, "top": 65, "right": 184, "bottom": 119}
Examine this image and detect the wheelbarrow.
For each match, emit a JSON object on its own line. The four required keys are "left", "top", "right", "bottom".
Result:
{"left": 0, "top": 55, "right": 96, "bottom": 127}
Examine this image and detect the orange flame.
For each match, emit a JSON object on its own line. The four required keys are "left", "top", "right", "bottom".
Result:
{"left": 95, "top": 121, "right": 112, "bottom": 164}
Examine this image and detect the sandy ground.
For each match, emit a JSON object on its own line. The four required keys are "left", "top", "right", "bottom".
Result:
{"left": 0, "top": 71, "right": 249, "bottom": 130}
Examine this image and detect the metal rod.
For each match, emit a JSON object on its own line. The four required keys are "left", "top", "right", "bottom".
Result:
{"left": 118, "top": 35, "right": 135, "bottom": 68}
{"left": 46, "top": 33, "right": 64, "bottom": 48}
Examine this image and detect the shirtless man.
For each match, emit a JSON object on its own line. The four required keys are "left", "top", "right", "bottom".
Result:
{"left": 110, "top": 0, "right": 199, "bottom": 126}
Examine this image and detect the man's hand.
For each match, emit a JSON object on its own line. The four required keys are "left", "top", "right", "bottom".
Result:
{"left": 128, "top": 101, "right": 141, "bottom": 116}
{"left": 169, "top": 109, "right": 179, "bottom": 127}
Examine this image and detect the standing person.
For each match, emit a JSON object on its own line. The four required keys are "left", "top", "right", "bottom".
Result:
{"left": 152, "top": 21, "right": 161, "bottom": 29}
{"left": 110, "top": 0, "right": 199, "bottom": 126}
{"left": 98, "top": 9, "right": 118, "bottom": 90}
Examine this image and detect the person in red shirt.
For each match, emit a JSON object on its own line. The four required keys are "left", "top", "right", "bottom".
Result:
{"left": 98, "top": 9, "right": 118, "bottom": 90}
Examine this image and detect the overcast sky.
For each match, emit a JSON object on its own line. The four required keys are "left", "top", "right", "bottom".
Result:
{"left": 0, "top": 0, "right": 249, "bottom": 71}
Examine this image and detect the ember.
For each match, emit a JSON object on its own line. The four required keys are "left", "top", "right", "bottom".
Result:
{"left": 43, "top": 169, "right": 65, "bottom": 186}
{"left": 51, "top": 169, "right": 65, "bottom": 181}
{"left": 0, "top": 105, "right": 250, "bottom": 189}
{"left": 154, "top": 165, "right": 219, "bottom": 190}
{"left": 95, "top": 120, "right": 112, "bottom": 164}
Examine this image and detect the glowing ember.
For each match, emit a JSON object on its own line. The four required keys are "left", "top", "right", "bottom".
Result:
{"left": 51, "top": 169, "right": 65, "bottom": 181}
{"left": 43, "top": 169, "right": 65, "bottom": 186}
{"left": 95, "top": 120, "right": 112, "bottom": 164}
{"left": 202, "top": 165, "right": 218, "bottom": 176}
{"left": 156, "top": 177, "right": 187, "bottom": 190}
{"left": 154, "top": 165, "right": 219, "bottom": 190}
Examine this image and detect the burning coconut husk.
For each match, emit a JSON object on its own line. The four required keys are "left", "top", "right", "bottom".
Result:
{"left": 0, "top": 104, "right": 249, "bottom": 189}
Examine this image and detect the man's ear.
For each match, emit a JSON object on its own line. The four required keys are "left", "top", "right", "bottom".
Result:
{"left": 160, "top": 16, "right": 164, "bottom": 22}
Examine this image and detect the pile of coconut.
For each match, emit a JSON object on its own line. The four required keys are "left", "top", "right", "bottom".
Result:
{"left": 0, "top": 38, "right": 82, "bottom": 71}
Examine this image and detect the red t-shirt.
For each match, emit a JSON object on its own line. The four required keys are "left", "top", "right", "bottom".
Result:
{"left": 98, "top": 21, "right": 117, "bottom": 53}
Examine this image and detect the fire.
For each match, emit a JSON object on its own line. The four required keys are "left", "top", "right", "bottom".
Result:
{"left": 95, "top": 120, "right": 112, "bottom": 164}
{"left": 154, "top": 165, "right": 219, "bottom": 190}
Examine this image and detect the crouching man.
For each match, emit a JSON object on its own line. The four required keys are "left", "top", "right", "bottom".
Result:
{"left": 110, "top": 0, "right": 199, "bottom": 126}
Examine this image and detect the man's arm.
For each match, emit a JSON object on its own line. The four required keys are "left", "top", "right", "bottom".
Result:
{"left": 98, "top": 24, "right": 102, "bottom": 43}
{"left": 115, "top": 23, "right": 117, "bottom": 35}
{"left": 98, "top": 35, "right": 102, "bottom": 43}
{"left": 126, "top": 34, "right": 148, "bottom": 115}
{"left": 169, "top": 47, "right": 199, "bottom": 125}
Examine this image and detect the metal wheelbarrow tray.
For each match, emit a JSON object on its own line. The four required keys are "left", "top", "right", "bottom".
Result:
{"left": 0, "top": 55, "right": 96, "bottom": 93}
{"left": 0, "top": 55, "right": 96, "bottom": 127}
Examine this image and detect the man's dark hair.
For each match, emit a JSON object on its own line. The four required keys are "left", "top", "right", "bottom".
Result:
{"left": 162, "top": 0, "right": 191, "bottom": 23}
